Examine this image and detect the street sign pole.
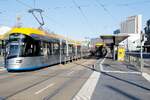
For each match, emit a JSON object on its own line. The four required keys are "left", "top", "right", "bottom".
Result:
{"left": 140, "top": 31, "right": 144, "bottom": 73}
{"left": 60, "top": 39, "right": 62, "bottom": 64}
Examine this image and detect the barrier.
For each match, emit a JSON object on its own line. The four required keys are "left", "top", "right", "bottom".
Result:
{"left": 125, "top": 52, "right": 150, "bottom": 74}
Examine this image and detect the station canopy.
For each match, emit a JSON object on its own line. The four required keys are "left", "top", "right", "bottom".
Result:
{"left": 100, "top": 33, "right": 129, "bottom": 45}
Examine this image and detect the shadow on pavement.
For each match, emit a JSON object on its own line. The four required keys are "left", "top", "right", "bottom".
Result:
{"left": 102, "top": 63, "right": 129, "bottom": 71}
{"left": 123, "top": 62, "right": 139, "bottom": 71}
{"left": 105, "top": 56, "right": 113, "bottom": 59}
{"left": 73, "top": 62, "right": 95, "bottom": 71}
{"left": 105, "top": 85, "right": 140, "bottom": 100}
{"left": 102, "top": 72, "right": 150, "bottom": 91}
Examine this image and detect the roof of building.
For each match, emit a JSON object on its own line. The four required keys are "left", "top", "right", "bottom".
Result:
{"left": 100, "top": 34, "right": 129, "bottom": 45}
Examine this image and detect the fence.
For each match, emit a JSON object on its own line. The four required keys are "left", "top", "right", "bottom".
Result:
{"left": 125, "top": 52, "right": 150, "bottom": 74}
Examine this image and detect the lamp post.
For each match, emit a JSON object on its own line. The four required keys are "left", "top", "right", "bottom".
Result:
{"left": 140, "top": 31, "right": 144, "bottom": 72}
{"left": 59, "top": 39, "right": 62, "bottom": 64}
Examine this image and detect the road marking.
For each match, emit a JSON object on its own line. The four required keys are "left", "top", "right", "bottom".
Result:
{"left": 142, "top": 73, "right": 150, "bottom": 82}
{"left": 100, "top": 55, "right": 141, "bottom": 74}
{"left": 35, "top": 83, "right": 55, "bottom": 95}
{"left": 144, "top": 62, "right": 150, "bottom": 66}
{"left": 102, "top": 70, "right": 141, "bottom": 74}
{"left": 73, "top": 71, "right": 100, "bottom": 100}
{"left": 73, "top": 58, "right": 104, "bottom": 100}
{"left": 100, "top": 57, "right": 106, "bottom": 72}
{"left": 67, "top": 70, "right": 75, "bottom": 76}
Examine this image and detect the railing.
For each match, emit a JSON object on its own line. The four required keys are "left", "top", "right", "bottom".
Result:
{"left": 125, "top": 52, "right": 150, "bottom": 73}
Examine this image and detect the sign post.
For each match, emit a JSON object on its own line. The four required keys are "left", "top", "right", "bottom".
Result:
{"left": 140, "top": 31, "right": 144, "bottom": 72}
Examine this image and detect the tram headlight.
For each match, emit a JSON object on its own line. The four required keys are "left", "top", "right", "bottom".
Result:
{"left": 16, "top": 60, "right": 22, "bottom": 63}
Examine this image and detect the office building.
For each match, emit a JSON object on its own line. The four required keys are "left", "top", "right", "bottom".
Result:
{"left": 120, "top": 15, "right": 142, "bottom": 34}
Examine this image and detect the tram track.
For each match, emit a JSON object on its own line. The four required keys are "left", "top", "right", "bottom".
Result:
{"left": 0, "top": 60, "right": 85, "bottom": 82}
{"left": 44, "top": 59, "right": 100, "bottom": 100}
{"left": 4, "top": 66, "right": 74, "bottom": 100}
{"left": 3, "top": 59, "right": 90, "bottom": 99}
{"left": 43, "top": 67, "right": 89, "bottom": 100}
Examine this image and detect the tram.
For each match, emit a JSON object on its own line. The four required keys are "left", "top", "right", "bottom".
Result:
{"left": 90, "top": 42, "right": 107, "bottom": 58}
{"left": 4, "top": 27, "right": 89, "bottom": 71}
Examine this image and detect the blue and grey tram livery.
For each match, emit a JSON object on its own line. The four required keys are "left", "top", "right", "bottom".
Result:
{"left": 4, "top": 27, "right": 90, "bottom": 71}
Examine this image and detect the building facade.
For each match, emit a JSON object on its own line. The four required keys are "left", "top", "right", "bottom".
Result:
{"left": 119, "top": 15, "right": 142, "bottom": 51}
{"left": 144, "top": 19, "right": 150, "bottom": 52}
{"left": 120, "top": 15, "right": 142, "bottom": 34}
{"left": 0, "top": 26, "right": 11, "bottom": 56}
{"left": 113, "top": 29, "right": 120, "bottom": 34}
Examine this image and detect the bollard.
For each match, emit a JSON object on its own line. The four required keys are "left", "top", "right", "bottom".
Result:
{"left": 92, "top": 64, "right": 95, "bottom": 70}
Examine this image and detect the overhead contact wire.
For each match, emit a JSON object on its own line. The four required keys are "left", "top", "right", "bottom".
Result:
{"left": 95, "top": 0, "right": 116, "bottom": 21}
{"left": 15, "top": 0, "right": 32, "bottom": 9}
{"left": 72, "top": 0, "right": 95, "bottom": 34}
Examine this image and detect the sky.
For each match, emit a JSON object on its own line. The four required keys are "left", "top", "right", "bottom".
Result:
{"left": 0, "top": 0, "right": 150, "bottom": 40}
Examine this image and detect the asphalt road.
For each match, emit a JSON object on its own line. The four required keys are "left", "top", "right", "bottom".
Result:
{"left": 0, "top": 57, "right": 150, "bottom": 100}
{"left": 0, "top": 59, "right": 98, "bottom": 100}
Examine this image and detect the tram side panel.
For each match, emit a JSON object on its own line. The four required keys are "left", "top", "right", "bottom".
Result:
{"left": 5, "top": 33, "right": 90, "bottom": 71}
{"left": 77, "top": 45, "right": 81, "bottom": 59}
{"left": 6, "top": 35, "right": 50, "bottom": 70}
{"left": 6, "top": 34, "right": 62, "bottom": 71}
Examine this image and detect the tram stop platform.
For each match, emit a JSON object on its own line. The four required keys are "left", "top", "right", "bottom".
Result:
{"left": 91, "top": 56, "right": 150, "bottom": 100}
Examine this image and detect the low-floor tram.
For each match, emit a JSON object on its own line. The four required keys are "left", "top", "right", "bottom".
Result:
{"left": 4, "top": 27, "right": 89, "bottom": 71}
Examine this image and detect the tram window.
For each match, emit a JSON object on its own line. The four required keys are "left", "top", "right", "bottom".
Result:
{"left": 77, "top": 46, "right": 81, "bottom": 53}
{"left": 50, "top": 43, "right": 53, "bottom": 55}
{"left": 62, "top": 43, "right": 67, "bottom": 54}
{"left": 7, "top": 34, "right": 45, "bottom": 57}
{"left": 68, "top": 44, "right": 73, "bottom": 54}
{"left": 47, "top": 43, "right": 51, "bottom": 55}
{"left": 43, "top": 42, "right": 48, "bottom": 56}
{"left": 72, "top": 46, "right": 75, "bottom": 54}
{"left": 39, "top": 42, "right": 44, "bottom": 56}
{"left": 53, "top": 43, "right": 60, "bottom": 55}
{"left": 35, "top": 41, "right": 41, "bottom": 56}
{"left": 22, "top": 39, "right": 43, "bottom": 57}
{"left": 24, "top": 42, "right": 34, "bottom": 56}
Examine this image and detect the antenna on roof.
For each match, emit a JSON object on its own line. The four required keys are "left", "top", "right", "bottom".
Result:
{"left": 28, "top": 8, "right": 45, "bottom": 29}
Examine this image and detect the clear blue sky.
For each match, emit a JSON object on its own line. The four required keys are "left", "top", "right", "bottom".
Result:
{"left": 0, "top": 0, "right": 150, "bottom": 40}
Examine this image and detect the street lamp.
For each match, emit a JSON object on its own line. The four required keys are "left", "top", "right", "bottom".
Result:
{"left": 140, "top": 31, "right": 144, "bottom": 72}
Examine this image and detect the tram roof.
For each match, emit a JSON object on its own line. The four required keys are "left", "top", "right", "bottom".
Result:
{"left": 4, "top": 27, "right": 80, "bottom": 44}
{"left": 5, "top": 27, "right": 53, "bottom": 37}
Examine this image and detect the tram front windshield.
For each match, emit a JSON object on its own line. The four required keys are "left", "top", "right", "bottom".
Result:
{"left": 7, "top": 33, "right": 42, "bottom": 58}
{"left": 7, "top": 34, "right": 25, "bottom": 58}
{"left": 9, "top": 43, "right": 20, "bottom": 57}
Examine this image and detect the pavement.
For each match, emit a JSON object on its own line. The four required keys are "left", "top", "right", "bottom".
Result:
{"left": 143, "top": 59, "right": 150, "bottom": 75}
{"left": 0, "top": 56, "right": 149, "bottom": 100}
{"left": 92, "top": 57, "right": 150, "bottom": 100}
